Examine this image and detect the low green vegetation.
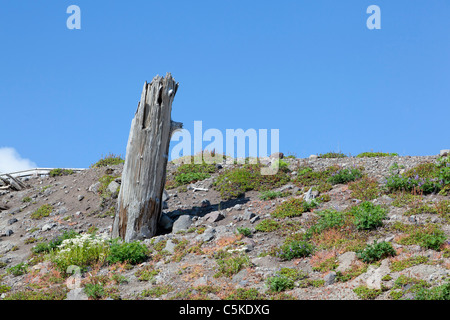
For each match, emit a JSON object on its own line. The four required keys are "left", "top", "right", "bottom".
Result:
{"left": 266, "top": 268, "right": 307, "bottom": 292}
{"left": 318, "top": 152, "right": 347, "bottom": 159}
{"left": 348, "top": 177, "right": 380, "bottom": 201}
{"left": 390, "top": 256, "right": 429, "bottom": 272}
{"left": 49, "top": 168, "right": 74, "bottom": 177}
{"left": 255, "top": 219, "right": 281, "bottom": 233}
{"left": 166, "top": 162, "right": 216, "bottom": 189}
{"left": 391, "top": 223, "right": 447, "bottom": 250}
{"left": 390, "top": 275, "right": 430, "bottom": 300}
{"left": 213, "top": 250, "right": 252, "bottom": 278}
{"left": 271, "top": 198, "right": 319, "bottom": 219}
{"left": 353, "top": 286, "right": 382, "bottom": 299}
{"left": 213, "top": 164, "right": 290, "bottom": 200}
{"left": 106, "top": 239, "right": 149, "bottom": 265}
{"left": 349, "top": 201, "right": 387, "bottom": 230}
{"left": 90, "top": 153, "right": 125, "bottom": 168}
{"left": 327, "top": 167, "right": 363, "bottom": 185}
{"left": 275, "top": 240, "right": 315, "bottom": 260}
{"left": 259, "top": 190, "right": 291, "bottom": 201}
{"left": 356, "top": 152, "right": 398, "bottom": 158}
{"left": 31, "top": 204, "right": 53, "bottom": 220}
{"left": 385, "top": 157, "right": 450, "bottom": 195}
{"left": 32, "top": 230, "right": 79, "bottom": 254}
{"left": 356, "top": 241, "right": 396, "bottom": 263}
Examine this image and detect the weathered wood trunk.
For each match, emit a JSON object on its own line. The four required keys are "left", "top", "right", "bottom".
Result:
{"left": 112, "top": 73, "right": 182, "bottom": 242}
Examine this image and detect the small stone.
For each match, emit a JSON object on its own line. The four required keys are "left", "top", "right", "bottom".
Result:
{"left": 270, "top": 152, "right": 284, "bottom": 159}
{"left": 249, "top": 215, "right": 260, "bottom": 224}
{"left": 164, "top": 240, "right": 177, "bottom": 254}
{"left": 7, "top": 218, "right": 18, "bottom": 225}
{"left": 309, "top": 155, "right": 319, "bottom": 159}
{"left": 78, "top": 195, "right": 85, "bottom": 201}
{"left": 88, "top": 182, "right": 101, "bottom": 193}
{"left": 243, "top": 209, "right": 255, "bottom": 220}
{"left": 4, "top": 229, "right": 14, "bottom": 237}
{"left": 324, "top": 272, "right": 336, "bottom": 286}
{"left": 440, "top": 149, "right": 450, "bottom": 157}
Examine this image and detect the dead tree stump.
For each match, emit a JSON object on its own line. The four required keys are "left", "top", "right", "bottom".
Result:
{"left": 112, "top": 73, "right": 182, "bottom": 242}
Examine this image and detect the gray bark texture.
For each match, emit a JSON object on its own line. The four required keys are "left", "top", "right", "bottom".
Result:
{"left": 112, "top": 73, "right": 182, "bottom": 242}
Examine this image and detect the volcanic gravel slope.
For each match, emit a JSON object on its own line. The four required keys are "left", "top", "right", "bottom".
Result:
{"left": 0, "top": 154, "right": 449, "bottom": 300}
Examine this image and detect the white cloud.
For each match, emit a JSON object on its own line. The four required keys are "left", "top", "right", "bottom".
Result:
{"left": 0, "top": 147, "right": 37, "bottom": 173}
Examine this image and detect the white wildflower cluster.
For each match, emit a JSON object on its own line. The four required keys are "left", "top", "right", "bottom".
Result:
{"left": 52, "top": 233, "right": 111, "bottom": 271}
{"left": 57, "top": 233, "right": 109, "bottom": 254}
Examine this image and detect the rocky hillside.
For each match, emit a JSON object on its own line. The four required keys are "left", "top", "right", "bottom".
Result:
{"left": 1, "top": 152, "right": 450, "bottom": 301}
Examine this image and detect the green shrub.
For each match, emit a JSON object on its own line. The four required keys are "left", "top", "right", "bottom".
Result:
{"left": 271, "top": 198, "right": 319, "bottom": 219}
{"left": 214, "top": 251, "right": 251, "bottom": 278}
{"left": 294, "top": 166, "right": 337, "bottom": 193}
{"left": 259, "top": 190, "right": 290, "bottom": 200}
{"left": 416, "top": 282, "right": 450, "bottom": 300}
{"left": 276, "top": 240, "right": 315, "bottom": 260}
{"left": 348, "top": 177, "right": 380, "bottom": 201}
{"left": 327, "top": 167, "right": 363, "bottom": 185}
{"left": 385, "top": 161, "right": 448, "bottom": 194}
{"left": 255, "top": 219, "right": 280, "bottom": 232}
{"left": 356, "top": 152, "right": 398, "bottom": 158}
{"left": 266, "top": 268, "right": 306, "bottom": 292}
{"left": 353, "top": 286, "right": 382, "bottom": 299}
{"left": 397, "top": 224, "right": 446, "bottom": 250}
{"left": 266, "top": 275, "right": 294, "bottom": 292}
{"left": 84, "top": 283, "right": 105, "bottom": 300}
{"left": 7, "top": 263, "right": 28, "bottom": 276}
{"left": 319, "top": 152, "right": 347, "bottom": 159}
{"left": 90, "top": 153, "right": 124, "bottom": 168}
{"left": 308, "top": 209, "right": 347, "bottom": 236}
{"left": 49, "top": 169, "right": 74, "bottom": 177}
{"left": 22, "top": 196, "right": 32, "bottom": 203}
{"left": 106, "top": 239, "right": 149, "bottom": 265}
{"left": 357, "top": 241, "right": 396, "bottom": 263}
{"left": 51, "top": 234, "right": 110, "bottom": 273}
{"left": 350, "top": 202, "right": 387, "bottom": 230}
{"left": 141, "top": 285, "right": 173, "bottom": 298}
{"left": 166, "top": 162, "right": 216, "bottom": 189}
{"left": 31, "top": 204, "right": 53, "bottom": 220}
{"left": 236, "top": 227, "right": 252, "bottom": 237}
{"left": 213, "top": 164, "right": 290, "bottom": 200}
{"left": 390, "top": 256, "right": 429, "bottom": 272}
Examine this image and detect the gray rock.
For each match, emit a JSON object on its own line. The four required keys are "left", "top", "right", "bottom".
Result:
{"left": 205, "top": 211, "right": 225, "bottom": 223}
{"left": 88, "top": 182, "right": 101, "bottom": 193}
{"left": 7, "top": 218, "right": 18, "bottom": 225}
{"left": 164, "top": 240, "right": 177, "bottom": 254}
{"left": 9, "top": 208, "right": 20, "bottom": 215}
{"left": 440, "top": 149, "right": 450, "bottom": 157}
{"left": 243, "top": 209, "right": 255, "bottom": 220}
{"left": 233, "top": 204, "right": 243, "bottom": 211}
{"left": 309, "top": 155, "right": 319, "bottom": 159}
{"left": 107, "top": 181, "right": 120, "bottom": 195}
{"left": 324, "top": 272, "right": 336, "bottom": 286}
{"left": 196, "top": 227, "right": 216, "bottom": 242}
{"left": 336, "top": 252, "right": 357, "bottom": 273}
{"left": 77, "top": 195, "right": 84, "bottom": 201}
{"left": 42, "top": 223, "right": 57, "bottom": 232}
{"left": 172, "top": 215, "right": 193, "bottom": 233}
{"left": 3, "top": 229, "right": 14, "bottom": 237}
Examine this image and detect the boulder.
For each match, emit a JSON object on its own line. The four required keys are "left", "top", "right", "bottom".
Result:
{"left": 172, "top": 215, "right": 193, "bottom": 233}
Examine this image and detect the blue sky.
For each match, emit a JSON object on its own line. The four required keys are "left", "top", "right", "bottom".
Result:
{"left": 1, "top": 1, "right": 450, "bottom": 170}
